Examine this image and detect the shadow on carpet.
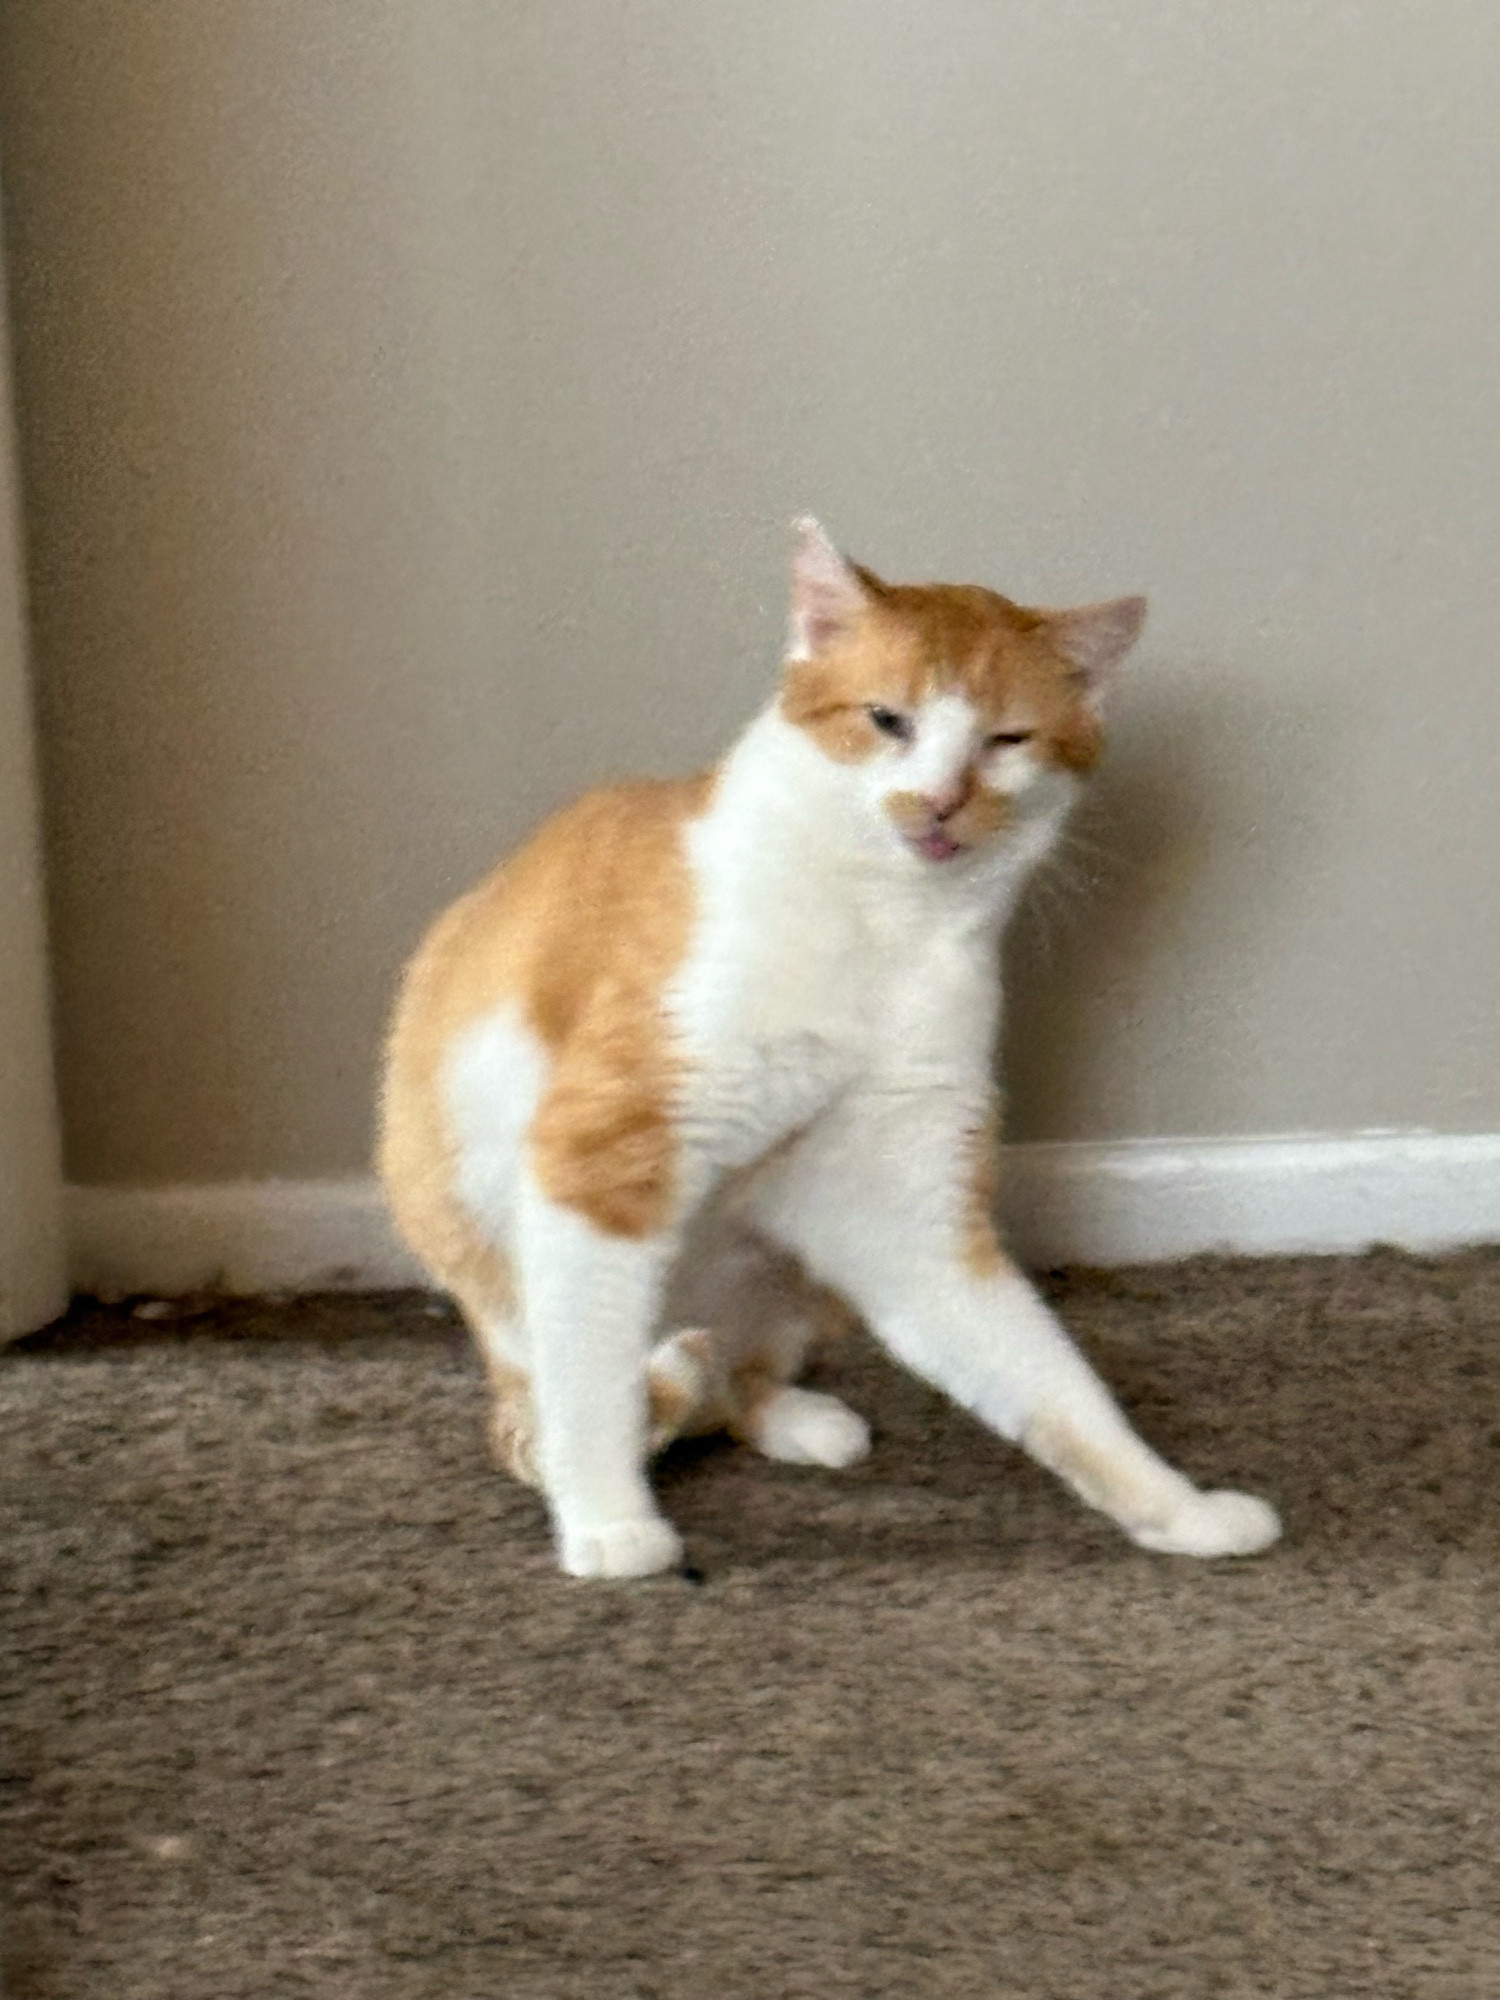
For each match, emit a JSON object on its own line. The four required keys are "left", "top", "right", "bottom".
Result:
{"left": 2, "top": 1250, "right": 1497, "bottom": 1999}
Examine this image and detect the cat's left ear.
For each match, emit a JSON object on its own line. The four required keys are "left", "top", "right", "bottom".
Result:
{"left": 1048, "top": 596, "right": 1148, "bottom": 708}
{"left": 787, "top": 517, "right": 870, "bottom": 660}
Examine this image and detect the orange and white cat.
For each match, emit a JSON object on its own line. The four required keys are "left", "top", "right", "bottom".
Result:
{"left": 379, "top": 522, "right": 1280, "bottom": 1579}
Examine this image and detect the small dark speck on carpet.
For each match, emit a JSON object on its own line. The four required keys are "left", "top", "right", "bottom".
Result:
{"left": 2, "top": 1250, "right": 1497, "bottom": 1999}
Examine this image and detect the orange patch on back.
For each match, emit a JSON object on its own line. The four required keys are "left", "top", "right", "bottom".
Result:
{"left": 380, "top": 773, "right": 713, "bottom": 1248}
{"left": 520, "top": 778, "right": 710, "bottom": 1235}
{"left": 525, "top": 994, "right": 686, "bottom": 1235}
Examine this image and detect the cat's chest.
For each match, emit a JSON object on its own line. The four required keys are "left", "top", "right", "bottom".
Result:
{"left": 668, "top": 871, "right": 995, "bottom": 1161}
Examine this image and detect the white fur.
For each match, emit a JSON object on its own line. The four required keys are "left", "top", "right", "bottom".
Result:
{"left": 514, "top": 1177, "right": 683, "bottom": 1578}
{"left": 444, "top": 694, "right": 1280, "bottom": 1577}
{"left": 446, "top": 1009, "right": 546, "bottom": 1372}
{"left": 899, "top": 690, "right": 980, "bottom": 807}
{"left": 750, "top": 1386, "right": 872, "bottom": 1467}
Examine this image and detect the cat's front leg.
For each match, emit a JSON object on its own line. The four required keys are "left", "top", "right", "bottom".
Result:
{"left": 515, "top": 1176, "right": 684, "bottom": 1580}
{"left": 964, "top": 1274, "right": 1281, "bottom": 1556}
{"left": 754, "top": 1099, "right": 1280, "bottom": 1558}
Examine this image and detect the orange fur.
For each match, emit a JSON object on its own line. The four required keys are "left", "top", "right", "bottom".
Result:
{"left": 487, "top": 1329, "right": 730, "bottom": 1488}
{"left": 780, "top": 570, "right": 1106, "bottom": 775}
{"left": 960, "top": 1107, "right": 1011, "bottom": 1278}
{"left": 1023, "top": 1408, "right": 1178, "bottom": 1535}
{"left": 381, "top": 772, "right": 713, "bottom": 1254}
{"left": 886, "top": 783, "right": 1012, "bottom": 850}
{"left": 724, "top": 1358, "right": 784, "bottom": 1445}
{"left": 486, "top": 1356, "right": 541, "bottom": 1484}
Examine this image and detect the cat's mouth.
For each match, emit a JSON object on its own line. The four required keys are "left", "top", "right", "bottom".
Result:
{"left": 911, "top": 829, "right": 967, "bottom": 863}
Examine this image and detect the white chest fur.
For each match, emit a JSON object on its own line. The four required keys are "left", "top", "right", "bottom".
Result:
{"left": 667, "top": 710, "right": 1033, "bottom": 1170}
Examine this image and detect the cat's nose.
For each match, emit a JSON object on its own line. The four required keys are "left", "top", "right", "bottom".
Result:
{"left": 922, "top": 784, "right": 966, "bottom": 823}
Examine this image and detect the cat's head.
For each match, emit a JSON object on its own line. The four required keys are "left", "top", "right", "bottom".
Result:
{"left": 778, "top": 518, "right": 1144, "bottom": 869}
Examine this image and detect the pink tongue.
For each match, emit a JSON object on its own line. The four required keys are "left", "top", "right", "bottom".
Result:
{"left": 920, "top": 831, "right": 961, "bottom": 862}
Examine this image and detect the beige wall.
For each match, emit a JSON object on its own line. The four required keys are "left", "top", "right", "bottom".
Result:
{"left": 2, "top": 2, "right": 1498, "bottom": 1186}
{"left": 0, "top": 234, "right": 66, "bottom": 1332}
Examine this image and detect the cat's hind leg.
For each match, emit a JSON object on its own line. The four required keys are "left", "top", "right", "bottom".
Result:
{"left": 729, "top": 1372, "right": 873, "bottom": 1469}
{"left": 668, "top": 1215, "right": 872, "bottom": 1469}
{"left": 643, "top": 1325, "right": 727, "bottom": 1451}
{"left": 447, "top": 1270, "right": 543, "bottom": 1487}
{"left": 454, "top": 1224, "right": 856, "bottom": 1490}
{"left": 644, "top": 1322, "right": 872, "bottom": 1469}
{"left": 465, "top": 1319, "right": 727, "bottom": 1490}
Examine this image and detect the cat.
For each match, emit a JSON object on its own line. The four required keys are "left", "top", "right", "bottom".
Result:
{"left": 378, "top": 520, "right": 1281, "bottom": 1579}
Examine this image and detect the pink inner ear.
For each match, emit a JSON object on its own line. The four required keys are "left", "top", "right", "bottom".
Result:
{"left": 1052, "top": 595, "right": 1148, "bottom": 690}
{"left": 789, "top": 518, "right": 867, "bottom": 657}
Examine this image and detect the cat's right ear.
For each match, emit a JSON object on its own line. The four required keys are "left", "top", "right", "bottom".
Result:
{"left": 787, "top": 517, "right": 869, "bottom": 660}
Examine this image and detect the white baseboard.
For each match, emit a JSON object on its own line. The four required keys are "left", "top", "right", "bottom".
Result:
{"left": 66, "top": 1178, "right": 424, "bottom": 1300}
{"left": 61, "top": 1132, "right": 1500, "bottom": 1301}
{"left": 998, "top": 1132, "right": 1500, "bottom": 1266}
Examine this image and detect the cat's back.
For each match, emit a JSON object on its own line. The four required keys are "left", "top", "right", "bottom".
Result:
{"left": 384, "top": 771, "right": 715, "bottom": 1082}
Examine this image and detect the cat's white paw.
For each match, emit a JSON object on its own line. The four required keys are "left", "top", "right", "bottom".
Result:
{"left": 1131, "top": 1489, "right": 1282, "bottom": 1558}
{"left": 753, "top": 1387, "right": 871, "bottom": 1469}
{"left": 559, "top": 1515, "right": 685, "bottom": 1581}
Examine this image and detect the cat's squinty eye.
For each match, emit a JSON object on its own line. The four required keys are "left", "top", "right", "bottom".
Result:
{"left": 865, "top": 705, "right": 913, "bottom": 742}
{"left": 985, "top": 729, "right": 1034, "bottom": 750}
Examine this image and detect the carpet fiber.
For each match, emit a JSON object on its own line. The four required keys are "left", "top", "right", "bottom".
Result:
{"left": 2, "top": 1252, "right": 1496, "bottom": 1999}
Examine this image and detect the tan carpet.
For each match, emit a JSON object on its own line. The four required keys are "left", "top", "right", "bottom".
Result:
{"left": 1, "top": 1252, "right": 1496, "bottom": 1999}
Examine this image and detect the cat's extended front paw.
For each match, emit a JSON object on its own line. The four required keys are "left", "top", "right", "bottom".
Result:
{"left": 558, "top": 1515, "right": 685, "bottom": 1581}
{"left": 1130, "top": 1489, "right": 1282, "bottom": 1558}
